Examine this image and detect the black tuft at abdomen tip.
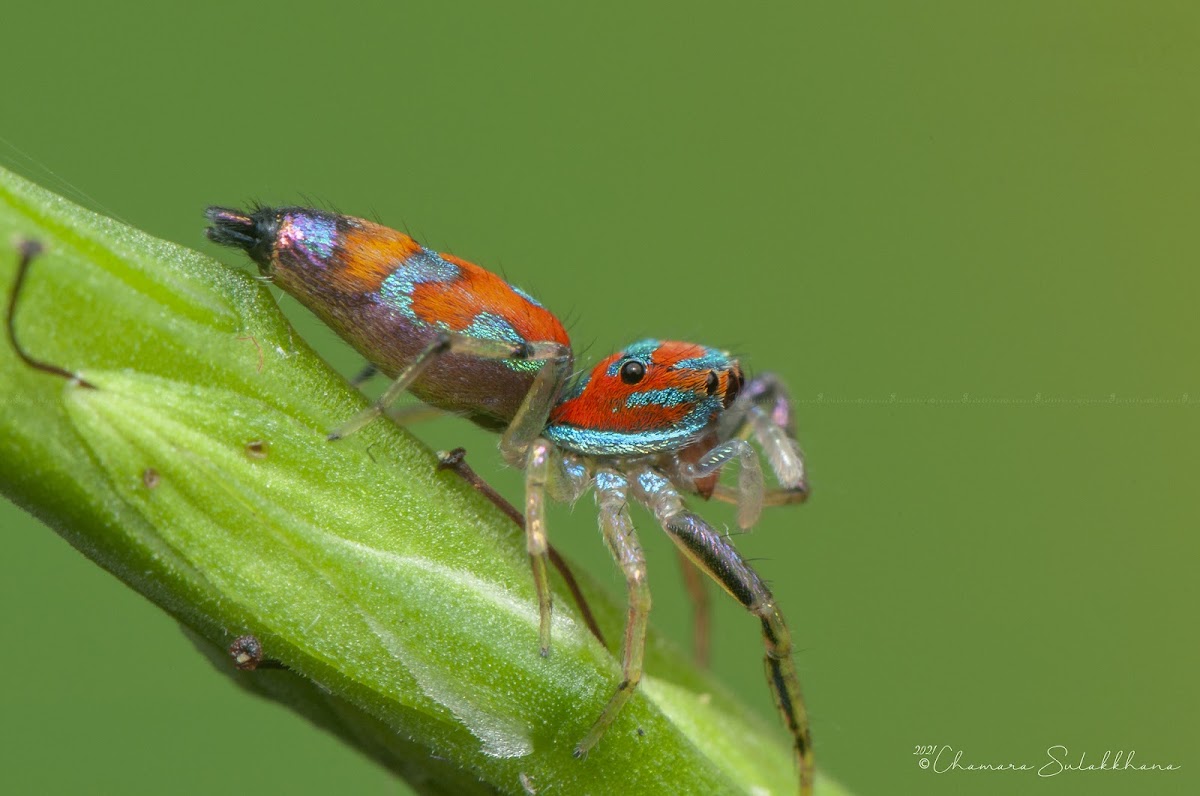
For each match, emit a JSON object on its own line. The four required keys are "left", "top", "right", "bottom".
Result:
{"left": 204, "top": 206, "right": 279, "bottom": 268}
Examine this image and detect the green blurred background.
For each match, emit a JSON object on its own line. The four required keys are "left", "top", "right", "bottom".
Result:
{"left": 1, "top": 2, "right": 1196, "bottom": 794}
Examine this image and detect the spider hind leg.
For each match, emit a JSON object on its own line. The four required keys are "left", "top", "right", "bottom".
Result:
{"left": 328, "top": 333, "right": 569, "bottom": 442}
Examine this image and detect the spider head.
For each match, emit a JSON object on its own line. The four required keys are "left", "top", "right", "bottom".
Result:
{"left": 545, "top": 339, "right": 744, "bottom": 456}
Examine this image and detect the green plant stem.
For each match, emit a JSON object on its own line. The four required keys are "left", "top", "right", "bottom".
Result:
{"left": 0, "top": 165, "right": 846, "bottom": 796}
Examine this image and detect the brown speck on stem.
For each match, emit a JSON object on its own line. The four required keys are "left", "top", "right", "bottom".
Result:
{"left": 229, "top": 635, "right": 264, "bottom": 670}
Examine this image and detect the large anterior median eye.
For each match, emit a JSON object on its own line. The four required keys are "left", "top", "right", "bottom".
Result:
{"left": 620, "top": 360, "right": 646, "bottom": 384}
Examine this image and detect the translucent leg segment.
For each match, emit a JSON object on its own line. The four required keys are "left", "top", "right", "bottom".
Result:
{"left": 435, "top": 447, "right": 606, "bottom": 649}
{"left": 747, "top": 404, "right": 806, "bottom": 492}
{"left": 712, "top": 481, "right": 810, "bottom": 508}
{"left": 716, "top": 372, "right": 808, "bottom": 503}
{"left": 524, "top": 439, "right": 554, "bottom": 656}
{"left": 576, "top": 468, "right": 649, "bottom": 758}
{"left": 499, "top": 344, "right": 572, "bottom": 467}
{"left": 685, "top": 438, "right": 765, "bottom": 529}
{"left": 328, "top": 333, "right": 568, "bottom": 442}
{"left": 328, "top": 333, "right": 451, "bottom": 440}
{"left": 384, "top": 404, "right": 448, "bottom": 426}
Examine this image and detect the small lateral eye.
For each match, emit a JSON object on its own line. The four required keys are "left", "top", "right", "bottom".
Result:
{"left": 620, "top": 360, "right": 646, "bottom": 384}
{"left": 706, "top": 371, "right": 719, "bottom": 396}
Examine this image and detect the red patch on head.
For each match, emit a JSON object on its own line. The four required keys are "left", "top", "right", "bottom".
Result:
{"left": 550, "top": 341, "right": 719, "bottom": 434}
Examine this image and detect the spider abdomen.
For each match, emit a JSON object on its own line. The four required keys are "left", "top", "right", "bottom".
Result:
{"left": 206, "top": 206, "right": 571, "bottom": 430}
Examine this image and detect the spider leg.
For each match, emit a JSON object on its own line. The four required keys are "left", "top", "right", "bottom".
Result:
{"left": 740, "top": 372, "right": 798, "bottom": 437}
{"left": 634, "top": 469, "right": 813, "bottom": 796}
{"left": 711, "top": 481, "right": 810, "bottom": 508}
{"left": 718, "top": 372, "right": 808, "bottom": 503}
{"left": 350, "top": 361, "right": 378, "bottom": 386}
{"left": 682, "top": 438, "right": 765, "bottom": 529}
{"left": 328, "top": 334, "right": 569, "bottom": 442}
{"left": 675, "top": 547, "right": 711, "bottom": 668}
{"left": 524, "top": 439, "right": 556, "bottom": 656}
{"left": 576, "top": 468, "right": 649, "bottom": 758}
{"left": 384, "top": 403, "right": 448, "bottom": 426}
{"left": 747, "top": 404, "right": 807, "bottom": 493}
{"left": 436, "top": 447, "right": 607, "bottom": 649}
{"left": 498, "top": 344, "right": 572, "bottom": 466}
{"left": 351, "top": 361, "right": 449, "bottom": 425}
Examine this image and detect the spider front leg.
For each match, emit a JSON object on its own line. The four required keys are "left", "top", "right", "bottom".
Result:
{"left": 739, "top": 371, "right": 799, "bottom": 437}
{"left": 634, "top": 468, "right": 813, "bottom": 796}
{"left": 575, "top": 469, "right": 650, "bottom": 758}
{"left": 717, "top": 372, "right": 809, "bottom": 507}
{"left": 681, "top": 438, "right": 766, "bottom": 529}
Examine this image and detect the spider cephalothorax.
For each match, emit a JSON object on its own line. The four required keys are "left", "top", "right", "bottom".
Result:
{"left": 516, "top": 338, "right": 810, "bottom": 782}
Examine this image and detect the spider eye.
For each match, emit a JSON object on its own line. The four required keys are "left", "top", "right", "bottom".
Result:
{"left": 706, "top": 371, "right": 719, "bottom": 396}
{"left": 723, "top": 367, "right": 743, "bottom": 408}
{"left": 620, "top": 360, "right": 646, "bottom": 384}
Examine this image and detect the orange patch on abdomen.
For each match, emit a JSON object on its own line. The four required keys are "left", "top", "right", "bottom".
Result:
{"left": 410, "top": 253, "right": 569, "bottom": 345}
{"left": 331, "top": 221, "right": 425, "bottom": 293}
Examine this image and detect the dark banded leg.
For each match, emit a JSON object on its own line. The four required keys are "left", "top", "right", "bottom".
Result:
{"left": 350, "top": 361, "right": 378, "bottom": 386}
{"left": 634, "top": 468, "right": 813, "bottom": 796}
{"left": 575, "top": 469, "right": 649, "bottom": 758}
{"left": 666, "top": 511, "right": 812, "bottom": 795}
